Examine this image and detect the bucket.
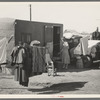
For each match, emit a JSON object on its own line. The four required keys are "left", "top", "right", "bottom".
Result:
{"left": 76, "top": 56, "right": 83, "bottom": 68}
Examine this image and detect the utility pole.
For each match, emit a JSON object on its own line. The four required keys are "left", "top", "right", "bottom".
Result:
{"left": 30, "top": 4, "right": 32, "bottom": 21}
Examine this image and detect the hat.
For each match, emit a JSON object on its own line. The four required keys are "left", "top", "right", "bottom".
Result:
{"left": 30, "top": 40, "right": 40, "bottom": 46}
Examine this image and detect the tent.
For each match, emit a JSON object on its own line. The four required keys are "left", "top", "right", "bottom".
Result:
{"left": 0, "top": 18, "right": 15, "bottom": 74}
{"left": 0, "top": 18, "right": 15, "bottom": 63}
{"left": 63, "top": 29, "right": 83, "bottom": 39}
{"left": 0, "top": 38, "right": 8, "bottom": 64}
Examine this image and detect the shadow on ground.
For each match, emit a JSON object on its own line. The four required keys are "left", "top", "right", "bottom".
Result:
{"left": 28, "top": 81, "right": 87, "bottom": 94}
{"left": 66, "top": 68, "right": 92, "bottom": 72}
{"left": 57, "top": 68, "right": 92, "bottom": 73}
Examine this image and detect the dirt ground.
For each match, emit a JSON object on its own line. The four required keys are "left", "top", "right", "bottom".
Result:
{"left": 0, "top": 68, "right": 100, "bottom": 95}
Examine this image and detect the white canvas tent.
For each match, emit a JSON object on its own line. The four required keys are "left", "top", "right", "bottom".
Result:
{"left": 0, "top": 38, "right": 7, "bottom": 64}
{"left": 0, "top": 18, "right": 15, "bottom": 62}
{"left": 63, "top": 29, "right": 89, "bottom": 39}
{"left": 0, "top": 18, "right": 15, "bottom": 74}
{"left": 63, "top": 29, "right": 83, "bottom": 39}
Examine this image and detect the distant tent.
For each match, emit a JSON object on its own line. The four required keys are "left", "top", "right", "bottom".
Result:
{"left": 64, "top": 29, "right": 79, "bottom": 35}
{"left": 63, "top": 29, "right": 83, "bottom": 39}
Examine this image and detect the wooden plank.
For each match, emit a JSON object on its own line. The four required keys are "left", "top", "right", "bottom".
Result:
{"left": 93, "top": 60, "right": 100, "bottom": 63}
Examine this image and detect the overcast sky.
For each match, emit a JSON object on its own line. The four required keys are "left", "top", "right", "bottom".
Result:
{"left": 0, "top": 2, "right": 100, "bottom": 33}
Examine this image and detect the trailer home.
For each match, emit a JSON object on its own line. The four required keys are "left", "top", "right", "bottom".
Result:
{"left": 0, "top": 18, "right": 63, "bottom": 62}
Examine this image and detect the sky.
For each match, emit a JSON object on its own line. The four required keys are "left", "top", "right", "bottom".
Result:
{"left": 0, "top": 2, "right": 100, "bottom": 33}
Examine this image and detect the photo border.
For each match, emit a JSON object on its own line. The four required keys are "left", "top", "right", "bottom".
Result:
{"left": 0, "top": 0, "right": 100, "bottom": 100}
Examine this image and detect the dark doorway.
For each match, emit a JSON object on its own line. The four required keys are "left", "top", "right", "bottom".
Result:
{"left": 53, "top": 26, "right": 60, "bottom": 57}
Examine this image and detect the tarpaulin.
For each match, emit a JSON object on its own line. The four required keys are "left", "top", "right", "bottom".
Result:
{"left": 74, "top": 36, "right": 88, "bottom": 55}
{"left": 0, "top": 37, "right": 7, "bottom": 64}
{"left": 81, "top": 36, "right": 88, "bottom": 55}
{"left": 74, "top": 42, "right": 82, "bottom": 55}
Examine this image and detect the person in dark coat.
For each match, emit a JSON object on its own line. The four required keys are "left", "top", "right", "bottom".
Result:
{"left": 11, "top": 41, "right": 23, "bottom": 81}
{"left": 11, "top": 42, "right": 30, "bottom": 87}
{"left": 22, "top": 43, "right": 32, "bottom": 79}
{"left": 18, "top": 42, "right": 31, "bottom": 87}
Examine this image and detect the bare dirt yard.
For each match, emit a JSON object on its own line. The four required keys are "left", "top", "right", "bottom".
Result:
{"left": 0, "top": 68, "right": 100, "bottom": 95}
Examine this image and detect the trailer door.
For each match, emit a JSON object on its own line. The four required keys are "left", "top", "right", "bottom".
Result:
{"left": 44, "top": 26, "right": 53, "bottom": 44}
{"left": 53, "top": 26, "right": 60, "bottom": 57}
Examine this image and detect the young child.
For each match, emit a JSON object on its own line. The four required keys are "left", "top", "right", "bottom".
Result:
{"left": 45, "top": 48, "right": 57, "bottom": 76}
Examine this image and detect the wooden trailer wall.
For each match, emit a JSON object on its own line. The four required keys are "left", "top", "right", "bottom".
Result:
{"left": 15, "top": 20, "right": 63, "bottom": 46}
{"left": 15, "top": 20, "right": 63, "bottom": 57}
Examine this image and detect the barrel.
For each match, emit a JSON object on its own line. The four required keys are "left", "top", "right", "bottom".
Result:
{"left": 76, "top": 56, "right": 83, "bottom": 68}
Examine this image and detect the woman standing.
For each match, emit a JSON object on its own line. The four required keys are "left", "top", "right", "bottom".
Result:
{"left": 60, "top": 39, "right": 70, "bottom": 69}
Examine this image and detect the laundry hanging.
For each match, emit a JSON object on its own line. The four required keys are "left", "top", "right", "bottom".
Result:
{"left": 31, "top": 46, "right": 46, "bottom": 75}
